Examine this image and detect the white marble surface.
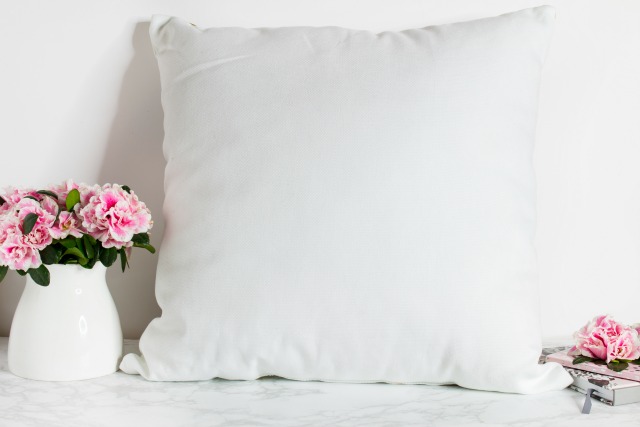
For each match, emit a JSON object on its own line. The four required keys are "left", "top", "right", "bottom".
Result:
{"left": 1, "top": 339, "right": 639, "bottom": 427}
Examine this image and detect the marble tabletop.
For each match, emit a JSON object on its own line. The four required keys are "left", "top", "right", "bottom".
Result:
{"left": 1, "top": 338, "right": 639, "bottom": 427}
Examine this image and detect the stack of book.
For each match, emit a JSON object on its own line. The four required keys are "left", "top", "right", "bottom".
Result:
{"left": 542, "top": 346, "right": 640, "bottom": 406}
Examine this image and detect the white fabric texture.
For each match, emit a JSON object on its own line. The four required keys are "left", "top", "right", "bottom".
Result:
{"left": 121, "top": 6, "right": 572, "bottom": 393}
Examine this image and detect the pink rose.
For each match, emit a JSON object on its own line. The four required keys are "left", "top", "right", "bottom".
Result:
{"left": 569, "top": 315, "right": 640, "bottom": 363}
{"left": 0, "top": 232, "right": 42, "bottom": 270}
{"left": 77, "top": 184, "right": 152, "bottom": 249}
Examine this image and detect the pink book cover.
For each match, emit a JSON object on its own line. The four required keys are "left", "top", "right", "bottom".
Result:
{"left": 546, "top": 349, "right": 640, "bottom": 382}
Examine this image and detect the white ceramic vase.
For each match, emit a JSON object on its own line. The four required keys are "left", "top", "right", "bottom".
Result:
{"left": 8, "top": 264, "right": 123, "bottom": 381}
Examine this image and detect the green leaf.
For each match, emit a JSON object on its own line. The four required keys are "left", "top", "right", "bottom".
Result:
{"left": 0, "top": 265, "right": 8, "bottom": 283}
{"left": 83, "top": 235, "right": 95, "bottom": 259}
{"left": 132, "top": 232, "right": 155, "bottom": 254}
{"left": 133, "top": 242, "right": 156, "bottom": 254}
{"left": 99, "top": 247, "right": 118, "bottom": 267}
{"left": 121, "top": 185, "right": 131, "bottom": 194}
{"left": 632, "top": 359, "right": 640, "bottom": 365}
{"left": 0, "top": 196, "right": 5, "bottom": 206}
{"left": 16, "top": 270, "right": 27, "bottom": 276}
{"left": 83, "top": 255, "right": 97, "bottom": 269}
{"left": 40, "top": 245, "right": 61, "bottom": 265}
{"left": 27, "top": 265, "right": 50, "bottom": 286}
{"left": 84, "top": 234, "right": 96, "bottom": 245}
{"left": 76, "top": 237, "right": 86, "bottom": 257}
{"left": 592, "top": 359, "right": 606, "bottom": 365}
{"left": 36, "top": 190, "right": 58, "bottom": 200}
{"left": 119, "top": 248, "right": 128, "bottom": 273}
{"left": 22, "top": 213, "right": 39, "bottom": 235}
{"left": 83, "top": 243, "right": 100, "bottom": 269}
{"left": 62, "top": 247, "right": 88, "bottom": 266}
{"left": 59, "top": 237, "right": 77, "bottom": 249}
{"left": 66, "top": 189, "right": 80, "bottom": 211}
{"left": 608, "top": 361, "right": 629, "bottom": 372}
{"left": 572, "top": 356, "right": 593, "bottom": 365}
{"left": 131, "top": 233, "right": 150, "bottom": 245}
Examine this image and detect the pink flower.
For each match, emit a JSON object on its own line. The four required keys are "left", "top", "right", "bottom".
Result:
{"left": 49, "top": 211, "right": 83, "bottom": 239}
{"left": 77, "top": 183, "right": 102, "bottom": 206}
{"left": 77, "top": 184, "right": 152, "bottom": 249}
{"left": 0, "top": 232, "right": 42, "bottom": 270}
{"left": 0, "top": 198, "right": 10, "bottom": 216}
{"left": 15, "top": 198, "right": 56, "bottom": 230}
{"left": 39, "top": 195, "right": 60, "bottom": 218}
{"left": 0, "top": 187, "right": 38, "bottom": 206}
{"left": 49, "top": 180, "right": 100, "bottom": 208}
{"left": 47, "top": 179, "right": 78, "bottom": 207}
{"left": 1, "top": 181, "right": 154, "bottom": 273}
{"left": 24, "top": 224, "right": 53, "bottom": 250}
{"left": 569, "top": 315, "right": 640, "bottom": 363}
{"left": 0, "top": 217, "right": 19, "bottom": 248}
{"left": 610, "top": 329, "right": 640, "bottom": 361}
{"left": 0, "top": 198, "right": 51, "bottom": 267}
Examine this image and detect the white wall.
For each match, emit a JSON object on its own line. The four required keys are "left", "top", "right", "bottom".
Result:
{"left": 1, "top": 0, "right": 639, "bottom": 340}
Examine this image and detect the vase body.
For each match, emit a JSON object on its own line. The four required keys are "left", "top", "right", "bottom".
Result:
{"left": 8, "top": 264, "right": 123, "bottom": 381}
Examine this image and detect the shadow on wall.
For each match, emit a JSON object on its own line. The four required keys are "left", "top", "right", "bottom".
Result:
{"left": 97, "top": 21, "right": 165, "bottom": 339}
{"left": 0, "top": 21, "right": 166, "bottom": 339}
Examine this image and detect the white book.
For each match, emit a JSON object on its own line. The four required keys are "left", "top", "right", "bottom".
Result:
{"left": 564, "top": 367, "right": 640, "bottom": 406}
{"left": 542, "top": 346, "right": 640, "bottom": 407}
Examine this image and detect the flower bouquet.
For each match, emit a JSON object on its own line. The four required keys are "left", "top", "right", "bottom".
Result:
{"left": 569, "top": 315, "right": 640, "bottom": 372}
{"left": 0, "top": 180, "right": 155, "bottom": 286}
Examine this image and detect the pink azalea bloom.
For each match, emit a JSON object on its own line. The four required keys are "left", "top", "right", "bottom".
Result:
{"left": 47, "top": 179, "right": 79, "bottom": 207}
{"left": 0, "top": 217, "right": 20, "bottom": 247}
{"left": 0, "top": 233, "right": 42, "bottom": 270}
{"left": 24, "top": 224, "right": 53, "bottom": 250}
{"left": 39, "top": 195, "right": 60, "bottom": 218}
{"left": 569, "top": 315, "right": 640, "bottom": 363}
{"left": 78, "top": 183, "right": 102, "bottom": 206}
{"left": 0, "top": 197, "right": 10, "bottom": 215}
{"left": 0, "top": 187, "right": 37, "bottom": 206}
{"left": 77, "top": 184, "right": 152, "bottom": 249}
{"left": 49, "top": 211, "right": 84, "bottom": 239}
{"left": 609, "top": 329, "right": 640, "bottom": 361}
{"left": 49, "top": 180, "right": 101, "bottom": 208}
{"left": 15, "top": 198, "right": 56, "bottom": 230}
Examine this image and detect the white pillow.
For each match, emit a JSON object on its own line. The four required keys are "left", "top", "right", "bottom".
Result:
{"left": 121, "top": 6, "right": 572, "bottom": 393}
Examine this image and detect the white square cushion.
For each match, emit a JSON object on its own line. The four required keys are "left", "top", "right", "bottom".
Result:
{"left": 121, "top": 6, "right": 572, "bottom": 393}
